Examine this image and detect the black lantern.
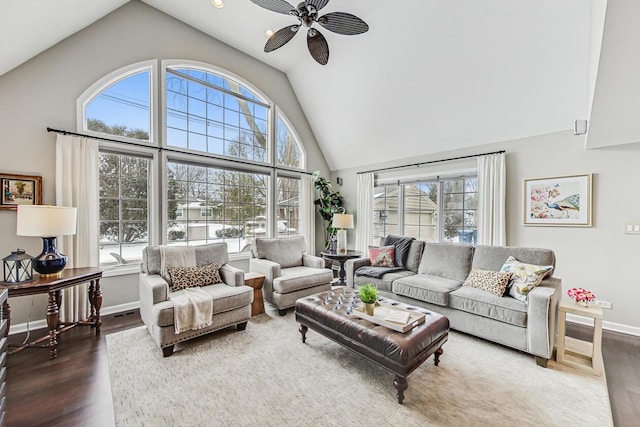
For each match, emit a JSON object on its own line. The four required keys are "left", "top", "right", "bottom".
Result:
{"left": 2, "top": 249, "right": 34, "bottom": 284}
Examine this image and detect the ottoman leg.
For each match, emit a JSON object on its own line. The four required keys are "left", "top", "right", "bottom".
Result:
{"left": 434, "top": 347, "right": 444, "bottom": 366}
{"left": 393, "top": 374, "right": 408, "bottom": 404}
{"left": 299, "top": 324, "right": 308, "bottom": 343}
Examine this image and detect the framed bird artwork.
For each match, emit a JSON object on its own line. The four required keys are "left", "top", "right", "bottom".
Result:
{"left": 523, "top": 174, "right": 592, "bottom": 226}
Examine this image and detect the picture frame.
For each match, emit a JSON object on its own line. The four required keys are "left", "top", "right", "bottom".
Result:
{"left": 0, "top": 173, "right": 43, "bottom": 210}
{"left": 523, "top": 173, "right": 592, "bottom": 227}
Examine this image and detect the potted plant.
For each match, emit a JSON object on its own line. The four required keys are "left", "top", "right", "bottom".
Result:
{"left": 312, "top": 171, "right": 346, "bottom": 251}
{"left": 358, "top": 283, "right": 378, "bottom": 316}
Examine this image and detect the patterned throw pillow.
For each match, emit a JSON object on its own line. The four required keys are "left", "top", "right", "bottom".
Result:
{"left": 167, "top": 263, "right": 222, "bottom": 292}
{"left": 368, "top": 246, "right": 396, "bottom": 267}
{"left": 500, "top": 256, "right": 554, "bottom": 302}
{"left": 462, "top": 268, "right": 513, "bottom": 297}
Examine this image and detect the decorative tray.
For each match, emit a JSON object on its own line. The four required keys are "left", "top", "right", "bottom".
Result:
{"left": 353, "top": 301, "right": 425, "bottom": 333}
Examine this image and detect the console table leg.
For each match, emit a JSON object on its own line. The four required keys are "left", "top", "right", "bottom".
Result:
{"left": 46, "top": 291, "right": 59, "bottom": 359}
{"left": 88, "top": 281, "right": 96, "bottom": 323}
{"left": 393, "top": 374, "right": 408, "bottom": 404}
{"left": 93, "top": 279, "right": 103, "bottom": 335}
{"left": 3, "top": 301, "right": 10, "bottom": 337}
{"left": 299, "top": 324, "right": 308, "bottom": 343}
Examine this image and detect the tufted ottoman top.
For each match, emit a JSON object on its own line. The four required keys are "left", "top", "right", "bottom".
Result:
{"left": 295, "top": 287, "right": 449, "bottom": 376}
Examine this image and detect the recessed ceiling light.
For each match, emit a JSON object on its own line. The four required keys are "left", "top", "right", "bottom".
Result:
{"left": 265, "top": 29, "right": 274, "bottom": 38}
{"left": 211, "top": 0, "right": 224, "bottom": 8}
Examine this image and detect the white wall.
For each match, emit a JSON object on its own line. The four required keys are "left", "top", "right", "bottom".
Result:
{"left": 0, "top": 1, "right": 329, "bottom": 328}
{"left": 333, "top": 130, "right": 640, "bottom": 333}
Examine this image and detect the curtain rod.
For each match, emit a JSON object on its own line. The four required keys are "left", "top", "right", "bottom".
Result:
{"left": 46, "top": 127, "right": 312, "bottom": 176}
{"left": 356, "top": 150, "right": 506, "bottom": 175}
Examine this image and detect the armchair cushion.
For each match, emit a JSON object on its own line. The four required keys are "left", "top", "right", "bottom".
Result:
{"left": 253, "top": 236, "right": 306, "bottom": 268}
{"left": 272, "top": 266, "right": 334, "bottom": 294}
{"left": 167, "top": 263, "right": 222, "bottom": 291}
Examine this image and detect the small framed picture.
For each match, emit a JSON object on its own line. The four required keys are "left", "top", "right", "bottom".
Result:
{"left": 0, "top": 173, "right": 43, "bottom": 210}
{"left": 523, "top": 174, "right": 592, "bottom": 227}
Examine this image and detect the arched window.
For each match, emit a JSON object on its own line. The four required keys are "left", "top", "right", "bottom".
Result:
{"left": 79, "top": 60, "right": 308, "bottom": 268}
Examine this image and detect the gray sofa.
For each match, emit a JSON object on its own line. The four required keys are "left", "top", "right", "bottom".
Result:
{"left": 346, "top": 239, "right": 561, "bottom": 366}
{"left": 140, "top": 243, "right": 253, "bottom": 357}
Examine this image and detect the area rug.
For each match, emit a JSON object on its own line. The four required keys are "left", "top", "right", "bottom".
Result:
{"left": 105, "top": 311, "right": 612, "bottom": 426}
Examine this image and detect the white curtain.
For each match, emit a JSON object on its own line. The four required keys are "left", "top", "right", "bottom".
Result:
{"left": 300, "top": 174, "right": 316, "bottom": 255}
{"left": 355, "top": 172, "right": 374, "bottom": 253}
{"left": 56, "top": 134, "right": 100, "bottom": 322}
{"left": 477, "top": 152, "right": 506, "bottom": 246}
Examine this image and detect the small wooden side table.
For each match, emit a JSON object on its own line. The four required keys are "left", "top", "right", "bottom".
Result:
{"left": 556, "top": 298, "right": 603, "bottom": 376}
{"left": 320, "top": 250, "right": 362, "bottom": 286}
{"left": 244, "top": 272, "right": 265, "bottom": 316}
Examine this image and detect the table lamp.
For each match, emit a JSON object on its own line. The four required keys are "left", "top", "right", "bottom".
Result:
{"left": 332, "top": 213, "right": 353, "bottom": 255}
{"left": 17, "top": 205, "right": 77, "bottom": 277}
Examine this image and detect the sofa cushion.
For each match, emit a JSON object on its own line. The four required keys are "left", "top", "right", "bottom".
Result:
{"left": 405, "top": 240, "right": 426, "bottom": 273}
{"left": 272, "top": 266, "right": 333, "bottom": 294}
{"left": 167, "top": 263, "right": 222, "bottom": 291}
{"left": 369, "top": 246, "right": 396, "bottom": 267}
{"left": 392, "top": 274, "right": 463, "bottom": 306}
{"left": 353, "top": 270, "right": 416, "bottom": 292}
{"left": 500, "top": 256, "right": 554, "bottom": 302}
{"left": 418, "top": 243, "right": 474, "bottom": 282}
{"left": 462, "top": 268, "right": 513, "bottom": 297}
{"left": 384, "top": 235, "right": 415, "bottom": 267}
{"left": 253, "top": 236, "right": 306, "bottom": 268}
{"left": 153, "top": 283, "right": 253, "bottom": 327}
{"left": 472, "top": 246, "right": 555, "bottom": 278}
{"left": 448, "top": 286, "right": 528, "bottom": 327}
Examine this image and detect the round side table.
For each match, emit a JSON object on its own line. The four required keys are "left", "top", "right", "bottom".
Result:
{"left": 320, "top": 250, "right": 362, "bottom": 286}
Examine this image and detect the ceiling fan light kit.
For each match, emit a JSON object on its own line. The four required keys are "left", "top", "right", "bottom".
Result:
{"left": 249, "top": 0, "right": 369, "bottom": 65}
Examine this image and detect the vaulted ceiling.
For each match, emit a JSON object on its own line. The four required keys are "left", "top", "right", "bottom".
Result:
{"left": 0, "top": 1, "right": 601, "bottom": 170}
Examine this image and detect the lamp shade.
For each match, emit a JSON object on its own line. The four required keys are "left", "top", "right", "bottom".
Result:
{"left": 332, "top": 213, "right": 353, "bottom": 229}
{"left": 17, "top": 205, "right": 77, "bottom": 237}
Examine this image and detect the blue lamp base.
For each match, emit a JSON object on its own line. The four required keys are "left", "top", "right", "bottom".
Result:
{"left": 33, "top": 237, "right": 68, "bottom": 277}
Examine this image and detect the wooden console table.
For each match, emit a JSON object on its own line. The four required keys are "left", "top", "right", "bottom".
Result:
{"left": 0, "top": 267, "right": 103, "bottom": 359}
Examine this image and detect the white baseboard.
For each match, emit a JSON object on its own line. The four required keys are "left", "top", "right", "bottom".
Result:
{"left": 9, "top": 301, "right": 640, "bottom": 338}
{"left": 566, "top": 313, "right": 640, "bottom": 337}
{"left": 9, "top": 301, "right": 140, "bottom": 335}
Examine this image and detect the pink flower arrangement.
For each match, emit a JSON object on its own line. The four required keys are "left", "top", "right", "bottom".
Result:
{"left": 567, "top": 287, "right": 595, "bottom": 303}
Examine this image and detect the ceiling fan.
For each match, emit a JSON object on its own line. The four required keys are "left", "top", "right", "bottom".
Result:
{"left": 248, "top": 0, "right": 369, "bottom": 65}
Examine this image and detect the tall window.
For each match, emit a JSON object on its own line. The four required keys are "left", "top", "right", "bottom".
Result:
{"left": 80, "top": 60, "right": 307, "bottom": 267}
{"left": 99, "top": 153, "right": 150, "bottom": 265}
{"left": 167, "top": 162, "right": 268, "bottom": 253}
{"left": 373, "top": 176, "right": 478, "bottom": 244}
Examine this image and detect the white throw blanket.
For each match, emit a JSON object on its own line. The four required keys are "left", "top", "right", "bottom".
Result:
{"left": 171, "top": 287, "right": 214, "bottom": 334}
{"left": 160, "top": 246, "right": 214, "bottom": 334}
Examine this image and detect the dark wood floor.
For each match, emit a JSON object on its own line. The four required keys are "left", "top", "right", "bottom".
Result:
{"left": 5, "top": 311, "right": 640, "bottom": 427}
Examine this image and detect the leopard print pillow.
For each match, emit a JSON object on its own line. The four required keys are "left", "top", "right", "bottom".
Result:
{"left": 462, "top": 268, "right": 513, "bottom": 297}
{"left": 167, "top": 263, "right": 222, "bottom": 291}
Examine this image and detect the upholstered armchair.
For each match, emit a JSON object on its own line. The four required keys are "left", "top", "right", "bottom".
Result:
{"left": 139, "top": 242, "right": 253, "bottom": 357}
{"left": 249, "top": 236, "right": 333, "bottom": 315}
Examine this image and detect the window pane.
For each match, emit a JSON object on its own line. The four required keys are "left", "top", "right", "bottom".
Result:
{"left": 86, "top": 71, "right": 151, "bottom": 141}
{"left": 276, "top": 177, "right": 300, "bottom": 238}
{"left": 403, "top": 182, "right": 438, "bottom": 242}
{"left": 373, "top": 184, "right": 399, "bottom": 243}
{"left": 166, "top": 68, "right": 269, "bottom": 163}
{"left": 276, "top": 115, "right": 302, "bottom": 169}
{"left": 99, "top": 153, "right": 150, "bottom": 266}
{"left": 442, "top": 177, "right": 478, "bottom": 244}
{"left": 167, "top": 161, "right": 268, "bottom": 254}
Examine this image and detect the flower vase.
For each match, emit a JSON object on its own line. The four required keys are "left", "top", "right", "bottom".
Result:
{"left": 575, "top": 300, "right": 589, "bottom": 308}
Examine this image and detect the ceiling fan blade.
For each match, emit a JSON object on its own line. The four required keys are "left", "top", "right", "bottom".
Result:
{"left": 265, "top": 25, "right": 300, "bottom": 52}
{"left": 249, "top": 0, "right": 296, "bottom": 15}
{"left": 306, "top": 0, "right": 330, "bottom": 12}
{"left": 317, "top": 12, "right": 369, "bottom": 35}
{"left": 307, "top": 28, "right": 329, "bottom": 65}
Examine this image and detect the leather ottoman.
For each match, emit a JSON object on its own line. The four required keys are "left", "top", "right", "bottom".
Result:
{"left": 294, "top": 288, "right": 449, "bottom": 403}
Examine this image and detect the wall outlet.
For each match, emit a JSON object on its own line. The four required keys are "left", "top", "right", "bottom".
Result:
{"left": 624, "top": 223, "right": 640, "bottom": 234}
{"left": 596, "top": 300, "right": 612, "bottom": 309}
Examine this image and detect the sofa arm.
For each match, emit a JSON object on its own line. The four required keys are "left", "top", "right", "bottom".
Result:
{"left": 302, "top": 254, "right": 324, "bottom": 269}
{"left": 526, "top": 277, "right": 562, "bottom": 359}
{"left": 345, "top": 257, "right": 371, "bottom": 288}
{"left": 139, "top": 273, "right": 169, "bottom": 326}
{"left": 220, "top": 264, "right": 245, "bottom": 287}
